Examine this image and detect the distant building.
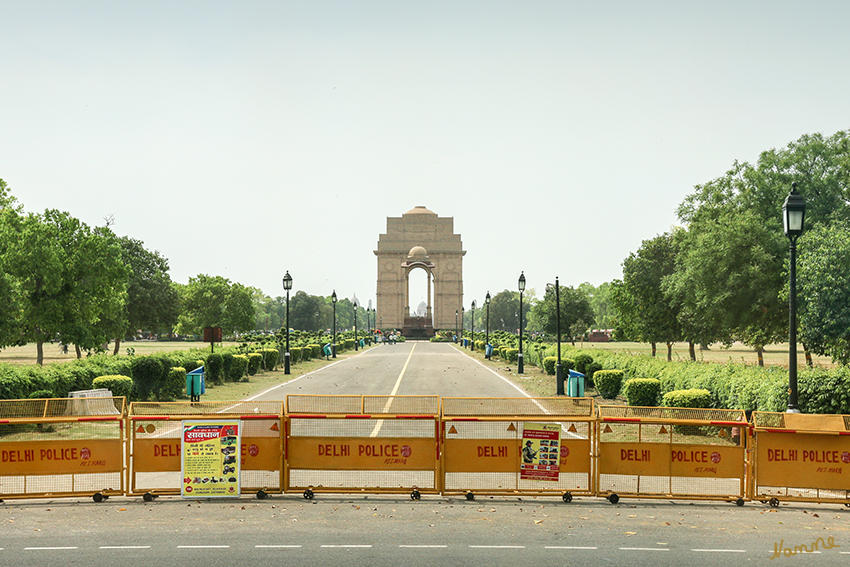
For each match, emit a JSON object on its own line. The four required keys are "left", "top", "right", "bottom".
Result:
{"left": 588, "top": 329, "right": 613, "bottom": 342}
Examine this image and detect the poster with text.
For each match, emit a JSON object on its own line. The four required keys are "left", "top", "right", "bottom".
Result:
{"left": 520, "top": 422, "right": 561, "bottom": 481}
{"left": 181, "top": 420, "right": 241, "bottom": 498}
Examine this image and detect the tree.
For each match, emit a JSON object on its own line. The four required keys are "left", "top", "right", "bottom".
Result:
{"left": 114, "top": 237, "right": 179, "bottom": 352}
{"left": 175, "top": 275, "right": 256, "bottom": 336}
{"left": 0, "top": 208, "right": 130, "bottom": 364}
{"left": 611, "top": 232, "right": 682, "bottom": 360}
{"left": 289, "top": 291, "right": 325, "bottom": 331}
{"left": 485, "top": 290, "right": 533, "bottom": 333}
{"left": 528, "top": 284, "right": 594, "bottom": 344}
{"left": 797, "top": 223, "right": 850, "bottom": 364}
{"left": 579, "top": 281, "right": 615, "bottom": 330}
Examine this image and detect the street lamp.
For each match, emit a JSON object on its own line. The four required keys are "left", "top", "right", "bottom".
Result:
{"left": 353, "top": 296, "right": 359, "bottom": 351}
{"left": 331, "top": 290, "right": 337, "bottom": 358}
{"left": 485, "top": 292, "right": 491, "bottom": 359}
{"left": 282, "top": 271, "right": 293, "bottom": 375}
{"left": 368, "top": 300, "right": 372, "bottom": 344}
{"left": 547, "top": 278, "right": 564, "bottom": 395}
{"left": 518, "top": 271, "right": 526, "bottom": 374}
{"left": 455, "top": 309, "right": 459, "bottom": 343}
{"left": 470, "top": 300, "right": 476, "bottom": 351}
{"left": 783, "top": 182, "right": 806, "bottom": 413}
{"left": 460, "top": 306, "right": 464, "bottom": 347}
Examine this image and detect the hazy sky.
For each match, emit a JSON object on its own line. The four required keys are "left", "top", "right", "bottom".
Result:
{"left": 2, "top": 1, "right": 849, "bottom": 310}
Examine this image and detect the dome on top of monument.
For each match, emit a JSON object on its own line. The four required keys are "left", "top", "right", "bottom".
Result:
{"left": 404, "top": 206, "right": 436, "bottom": 215}
{"left": 407, "top": 246, "right": 429, "bottom": 260}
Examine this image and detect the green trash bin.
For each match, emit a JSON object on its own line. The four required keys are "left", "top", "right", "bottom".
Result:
{"left": 567, "top": 370, "right": 585, "bottom": 397}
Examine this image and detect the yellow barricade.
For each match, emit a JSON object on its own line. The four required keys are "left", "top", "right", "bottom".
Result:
{"left": 0, "top": 397, "right": 126, "bottom": 502}
{"left": 441, "top": 397, "right": 595, "bottom": 501}
{"left": 752, "top": 412, "right": 850, "bottom": 507}
{"left": 597, "top": 406, "right": 748, "bottom": 504}
{"left": 285, "top": 395, "right": 440, "bottom": 499}
{"left": 127, "top": 401, "right": 283, "bottom": 500}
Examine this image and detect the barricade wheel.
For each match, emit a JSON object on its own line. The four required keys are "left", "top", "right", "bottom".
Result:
{"left": 769, "top": 498, "right": 780, "bottom": 508}
{"left": 465, "top": 492, "right": 475, "bottom": 501}
{"left": 736, "top": 498, "right": 745, "bottom": 507}
{"left": 410, "top": 490, "right": 421, "bottom": 501}
{"left": 303, "top": 489, "right": 314, "bottom": 500}
{"left": 562, "top": 492, "right": 573, "bottom": 503}
{"left": 143, "top": 492, "right": 155, "bottom": 503}
{"left": 93, "top": 493, "right": 104, "bottom": 503}
{"left": 607, "top": 493, "right": 619, "bottom": 505}
{"left": 257, "top": 490, "right": 267, "bottom": 500}
{"left": 844, "top": 503, "right": 850, "bottom": 508}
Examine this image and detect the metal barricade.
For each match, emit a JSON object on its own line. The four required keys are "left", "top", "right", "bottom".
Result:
{"left": 597, "top": 406, "right": 747, "bottom": 504}
{"left": 285, "top": 395, "right": 440, "bottom": 499}
{"left": 0, "top": 397, "right": 126, "bottom": 502}
{"left": 441, "top": 397, "right": 595, "bottom": 501}
{"left": 127, "top": 401, "right": 283, "bottom": 500}
{"left": 752, "top": 412, "right": 850, "bottom": 507}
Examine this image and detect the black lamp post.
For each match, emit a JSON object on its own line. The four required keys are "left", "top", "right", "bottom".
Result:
{"left": 485, "top": 292, "right": 491, "bottom": 359}
{"left": 548, "top": 277, "right": 564, "bottom": 395}
{"left": 783, "top": 182, "right": 806, "bottom": 413}
{"left": 518, "top": 272, "right": 526, "bottom": 374}
{"left": 331, "top": 290, "right": 337, "bottom": 358}
{"left": 455, "top": 309, "right": 459, "bottom": 343}
{"left": 460, "top": 306, "right": 464, "bottom": 347}
{"left": 282, "top": 271, "right": 292, "bottom": 375}
{"left": 353, "top": 296, "right": 359, "bottom": 351}
{"left": 470, "top": 300, "right": 476, "bottom": 351}
{"left": 368, "top": 300, "right": 372, "bottom": 344}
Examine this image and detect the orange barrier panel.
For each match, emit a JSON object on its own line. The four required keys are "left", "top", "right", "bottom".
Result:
{"left": 0, "top": 397, "right": 125, "bottom": 502}
{"left": 752, "top": 412, "right": 850, "bottom": 507}
{"left": 597, "top": 406, "right": 748, "bottom": 504}
{"left": 441, "top": 397, "right": 595, "bottom": 501}
{"left": 285, "top": 395, "right": 440, "bottom": 499}
{"left": 127, "top": 401, "right": 283, "bottom": 499}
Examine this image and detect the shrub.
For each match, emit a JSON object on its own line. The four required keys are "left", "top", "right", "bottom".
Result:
{"left": 260, "top": 348, "right": 279, "bottom": 370}
{"left": 131, "top": 356, "right": 167, "bottom": 400}
{"left": 247, "top": 353, "right": 263, "bottom": 376}
{"left": 344, "top": 339, "right": 355, "bottom": 351}
{"left": 562, "top": 358, "right": 575, "bottom": 373}
{"left": 300, "top": 345, "right": 311, "bottom": 361}
{"left": 573, "top": 353, "right": 593, "bottom": 375}
{"left": 306, "top": 344, "right": 321, "bottom": 358}
{"left": 505, "top": 348, "right": 519, "bottom": 363}
{"left": 206, "top": 353, "right": 224, "bottom": 384}
{"left": 92, "top": 375, "right": 133, "bottom": 399}
{"left": 594, "top": 369, "right": 624, "bottom": 399}
{"left": 543, "top": 357, "right": 557, "bottom": 375}
{"left": 163, "top": 367, "right": 186, "bottom": 400}
{"left": 585, "top": 362, "right": 602, "bottom": 385}
{"left": 221, "top": 352, "right": 234, "bottom": 381}
{"left": 28, "top": 389, "right": 54, "bottom": 399}
{"left": 229, "top": 355, "right": 248, "bottom": 381}
{"left": 290, "top": 347, "right": 302, "bottom": 364}
{"left": 623, "top": 378, "right": 661, "bottom": 407}
{"left": 662, "top": 389, "right": 713, "bottom": 409}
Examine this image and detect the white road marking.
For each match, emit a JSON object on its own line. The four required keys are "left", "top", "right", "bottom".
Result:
{"left": 469, "top": 546, "right": 526, "bottom": 549}
{"left": 399, "top": 545, "right": 448, "bottom": 548}
{"left": 100, "top": 546, "right": 151, "bottom": 549}
{"left": 321, "top": 545, "right": 373, "bottom": 548}
{"left": 25, "top": 547, "right": 78, "bottom": 550}
{"left": 177, "top": 545, "right": 230, "bottom": 549}
{"left": 620, "top": 547, "right": 669, "bottom": 551}
{"left": 255, "top": 545, "right": 302, "bottom": 548}
{"left": 692, "top": 549, "right": 746, "bottom": 553}
{"left": 545, "top": 546, "right": 598, "bottom": 549}
{"left": 370, "top": 343, "right": 417, "bottom": 437}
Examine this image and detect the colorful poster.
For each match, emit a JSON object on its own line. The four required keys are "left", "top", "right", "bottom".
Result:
{"left": 181, "top": 420, "right": 241, "bottom": 498}
{"left": 520, "top": 422, "right": 561, "bottom": 481}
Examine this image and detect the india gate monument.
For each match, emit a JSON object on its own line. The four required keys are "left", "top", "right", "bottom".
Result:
{"left": 374, "top": 207, "right": 465, "bottom": 337}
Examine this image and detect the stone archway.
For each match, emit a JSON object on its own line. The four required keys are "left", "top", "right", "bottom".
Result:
{"left": 374, "top": 207, "right": 465, "bottom": 337}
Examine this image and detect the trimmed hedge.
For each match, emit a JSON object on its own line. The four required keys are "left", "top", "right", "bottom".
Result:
{"left": 623, "top": 378, "right": 661, "bottom": 407}
{"left": 247, "top": 353, "right": 263, "bottom": 376}
{"left": 259, "top": 348, "right": 279, "bottom": 370}
{"left": 131, "top": 355, "right": 167, "bottom": 400}
{"left": 290, "top": 347, "right": 302, "bottom": 364}
{"left": 92, "top": 375, "right": 133, "bottom": 399}
{"left": 594, "top": 369, "right": 624, "bottom": 399}
{"left": 206, "top": 353, "right": 223, "bottom": 384}
{"left": 662, "top": 389, "right": 713, "bottom": 409}
{"left": 229, "top": 355, "right": 248, "bottom": 381}
{"left": 543, "top": 357, "right": 557, "bottom": 375}
{"left": 505, "top": 348, "right": 519, "bottom": 363}
{"left": 165, "top": 367, "right": 186, "bottom": 400}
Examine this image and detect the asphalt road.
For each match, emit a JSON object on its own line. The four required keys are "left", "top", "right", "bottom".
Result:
{"left": 2, "top": 341, "right": 849, "bottom": 566}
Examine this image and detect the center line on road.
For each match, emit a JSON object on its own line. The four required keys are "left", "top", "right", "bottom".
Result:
{"left": 177, "top": 545, "right": 230, "bottom": 549}
{"left": 371, "top": 343, "right": 417, "bottom": 437}
{"left": 620, "top": 547, "right": 669, "bottom": 551}
{"left": 100, "top": 546, "right": 151, "bottom": 550}
{"left": 255, "top": 545, "right": 302, "bottom": 548}
{"left": 545, "top": 546, "right": 598, "bottom": 550}
{"left": 399, "top": 545, "right": 448, "bottom": 548}
{"left": 692, "top": 549, "right": 746, "bottom": 553}
{"left": 469, "top": 546, "right": 526, "bottom": 549}
{"left": 321, "top": 545, "right": 373, "bottom": 548}
{"left": 25, "top": 547, "right": 78, "bottom": 550}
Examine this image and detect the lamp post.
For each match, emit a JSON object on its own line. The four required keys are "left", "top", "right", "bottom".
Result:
{"left": 282, "top": 271, "right": 292, "bottom": 375}
{"left": 353, "top": 296, "right": 359, "bottom": 351}
{"left": 485, "top": 292, "right": 491, "bottom": 359}
{"left": 470, "top": 300, "right": 476, "bottom": 351}
{"left": 368, "top": 300, "right": 372, "bottom": 344}
{"left": 518, "top": 272, "right": 526, "bottom": 374}
{"left": 783, "top": 182, "right": 806, "bottom": 413}
{"left": 455, "top": 309, "right": 459, "bottom": 343}
{"left": 331, "top": 290, "right": 337, "bottom": 358}
{"left": 548, "top": 278, "right": 564, "bottom": 395}
{"left": 460, "top": 307, "right": 464, "bottom": 347}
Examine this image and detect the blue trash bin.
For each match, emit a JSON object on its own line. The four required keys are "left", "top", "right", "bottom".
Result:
{"left": 485, "top": 344, "right": 494, "bottom": 359}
